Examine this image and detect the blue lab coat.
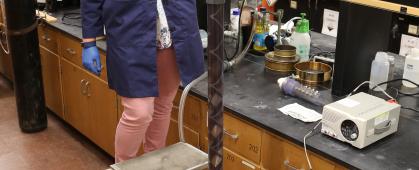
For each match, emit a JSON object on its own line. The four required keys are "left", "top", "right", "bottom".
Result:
{"left": 82, "top": 0, "right": 205, "bottom": 97}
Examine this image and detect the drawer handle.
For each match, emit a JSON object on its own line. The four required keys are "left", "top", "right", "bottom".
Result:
{"left": 80, "top": 79, "right": 88, "bottom": 95}
{"left": 41, "top": 35, "right": 47, "bottom": 40}
{"left": 284, "top": 160, "right": 304, "bottom": 170}
{"left": 66, "top": 48, "right": 76, "bottom": 55}
{"left": 46, "top": 37, "right": 51, "bottom": 41}
{"left": 85, "top": 81, "right": 91, "bottom": 97}
{"left": 223, "top": 129, "right": 239, "bottom": 141}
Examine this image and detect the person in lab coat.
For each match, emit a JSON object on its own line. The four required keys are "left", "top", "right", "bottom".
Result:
{"left": 81, "top": 0, "right": 205, "bottom": 163}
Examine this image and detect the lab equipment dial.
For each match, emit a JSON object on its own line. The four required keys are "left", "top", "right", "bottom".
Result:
{"left": 341, "top": 120, "right": 359, "bottom": 141}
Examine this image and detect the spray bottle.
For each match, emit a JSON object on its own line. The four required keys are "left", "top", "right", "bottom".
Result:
{"left": 290, "top": 13, "right": 311, "bottom": 61}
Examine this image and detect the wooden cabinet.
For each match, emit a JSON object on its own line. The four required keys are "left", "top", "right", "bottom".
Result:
{"left": 61, "top": 58, "right": 117, "bottom": 155}
{"left": 61, "top": 59, "right": 90, "bottom": 134}
{"left": 202, "top": 109, "right": 263, "bottom": 164}
{"left": 261, "top": 132, "right": 344, "bottom": 170}
{"left": 39, "top": 46, "right": 63, "bottom": 118}
{"left": 38, "top": 25, "right": 59, "bottom": 54}
{"left": 171, "top": 90, "right": 202, "bottom": 131}
{"left": 60, "top": 34, "right": 108, "bottom": 81}
{"left": 166, "top": 118, "right": 200, "bottom": 148}
{"left": 224, "top": 148, "right": 261, "bottom": 170}
{"left": 202, "top": 139, "right": 260, "bottom": 170}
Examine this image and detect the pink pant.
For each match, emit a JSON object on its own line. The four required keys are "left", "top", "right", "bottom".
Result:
{"left": 115, "top": 47, "right": 180, "bottom": 163}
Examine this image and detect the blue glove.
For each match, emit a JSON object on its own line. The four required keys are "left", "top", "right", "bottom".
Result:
{"left": 82, "top": 42, "right": 102, "bottom": 75}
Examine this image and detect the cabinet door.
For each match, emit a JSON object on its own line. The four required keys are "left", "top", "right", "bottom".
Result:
{"left": 39, "top": 47, "right": 63, "bottom": 118}
{"left": 171, "top": 91, "right": 202, "bottom": 131}
{"left": 166, "top": 118, "right": 200, "bottom": 148}
{"left": 87, "top": 75, "right": 117, "bottom": 155}
{"left": 261, "top": 132, "right": 284, "bottom": 170}
{"left": 61, "top": 59, "right": 89, "bottom": 135}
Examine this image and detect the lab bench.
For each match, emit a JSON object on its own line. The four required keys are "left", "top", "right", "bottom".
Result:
{"left": 1, "top": 9, "right": 419, "bottom": 170}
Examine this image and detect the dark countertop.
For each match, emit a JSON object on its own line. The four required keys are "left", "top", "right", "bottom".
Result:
{"left": 44, "top": 9, "right": 419, "bottom": 170}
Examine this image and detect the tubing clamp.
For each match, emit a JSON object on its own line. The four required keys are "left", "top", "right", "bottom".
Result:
{"left": 8, "top": 19, "right": 39, "bottom": 36}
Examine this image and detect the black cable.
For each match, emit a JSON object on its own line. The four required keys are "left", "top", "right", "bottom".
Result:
{"left": 61, "top": 12, "right": 82, "bottom": 28}
{"left": 401, "top": 106, "right": 419, "bottom": 113}
{"left": 372, "top": 78, "right": 419, "bottom": 96}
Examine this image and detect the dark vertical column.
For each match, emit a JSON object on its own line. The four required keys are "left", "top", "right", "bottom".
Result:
{"left": 206, "top": 0, "right": 224, "bottom": 170}
{"left": 4, "top": 0, "right": 47, "bottom": 132}
{"left": 332, "top": 1, "right": 393, "bottom": 96}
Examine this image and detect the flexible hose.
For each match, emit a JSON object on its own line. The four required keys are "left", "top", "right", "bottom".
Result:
{"left": 224, "top": 11, "right": 256, "bottom": 71}
{"left": 178, "top": 72, "right": 208, "bottom": 142}
{"left": 0, "top": 0, "right": 10, "bottom": 55}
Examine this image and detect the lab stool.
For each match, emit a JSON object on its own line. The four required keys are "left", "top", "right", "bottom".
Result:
{"left": 110, "top": 143, "right": 208, "bottom": 170}
{"left": 109, "top": 73, "right": 209, "bottom": 170}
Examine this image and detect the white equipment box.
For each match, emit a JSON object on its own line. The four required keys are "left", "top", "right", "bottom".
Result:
{"left": 321, "top": 92, "right": 401, "bottom": 149}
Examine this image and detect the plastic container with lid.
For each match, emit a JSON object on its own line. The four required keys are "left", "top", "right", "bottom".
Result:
{"left": 289, "top": 13, "right": 311, "bottom": 61}
{"left": 369, "top": 52, "right": 390, "bottom": 91}
{"left": 403, "top": 48, "right": 419, "bottom": 88}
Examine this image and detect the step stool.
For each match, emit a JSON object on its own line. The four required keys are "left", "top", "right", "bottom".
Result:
{"left": 110, "top": 73, "right": 209, "bottom": 170}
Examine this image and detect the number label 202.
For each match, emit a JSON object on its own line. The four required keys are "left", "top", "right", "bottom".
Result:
{"left": 249, "top": 144, "right": 259, "bottom": 153}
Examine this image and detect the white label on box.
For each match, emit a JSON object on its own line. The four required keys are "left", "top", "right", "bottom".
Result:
{"left": 290, "top": 0, "right": 297, "bottom": 9}
{"left": 408, "top": 24, "right": 418, "bottom": 35}
{"left": 337, "top": 98, "right": 360, "bottom": 108}
{"left": 375, "top": 112, "right": 389, "bottom": 126}
{"left": 321, "top": 9, "right": 339, "bottom": 37}
{"left": 399, "top": 34, "right": 419, "bottom": 56}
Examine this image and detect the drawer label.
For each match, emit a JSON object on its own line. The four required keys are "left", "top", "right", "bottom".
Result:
{"left": 249, "top": 144, "right": 259, "bottom": 154}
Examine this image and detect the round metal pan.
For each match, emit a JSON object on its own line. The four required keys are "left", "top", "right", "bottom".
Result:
{"left": 294, "top": 61, "right": 332, "bottom": 85}
{"left": 265, "top": 51, "right": 299, "bottom": 72}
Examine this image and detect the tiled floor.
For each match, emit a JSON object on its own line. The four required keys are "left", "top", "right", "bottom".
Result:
{"left": 0, "top": 76, "right": 113, "bottom": 170}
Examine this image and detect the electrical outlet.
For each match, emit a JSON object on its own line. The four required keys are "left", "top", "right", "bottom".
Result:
{"left": 408, "top": 24, "right": 418, "bottom": 36}
{"left": 400, "top": 34, "right": 419, "bottom": 56}
{"left": 290, "top": 0, "right": 297, "bottom": 9}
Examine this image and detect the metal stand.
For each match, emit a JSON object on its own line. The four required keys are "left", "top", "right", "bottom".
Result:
{"left": 3, "top": 0, "right": 47, "bottom": 132}
{"left": 207, "top": 0, "right": 225, "bottom": 170}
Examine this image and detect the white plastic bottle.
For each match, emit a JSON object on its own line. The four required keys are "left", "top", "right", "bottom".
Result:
{"left": 403, "top": 48, "right": 419, "bottom": 88}
{"left": 369, "top": 52, "right": 390, "bottom": 91}
{"left": 230, "top": 8, "right": 240, "bottom": 33}
{"left": 290, "top": 13, "right": 311, "bottom": 61}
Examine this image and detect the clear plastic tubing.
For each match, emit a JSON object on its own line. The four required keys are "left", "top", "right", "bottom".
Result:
{"left": 277, "top": 77, "right": 326, "bottom": 106}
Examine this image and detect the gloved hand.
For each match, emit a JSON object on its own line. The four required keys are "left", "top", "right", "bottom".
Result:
{"left": 82, "top": 42, "right": 102, "bottom": 75}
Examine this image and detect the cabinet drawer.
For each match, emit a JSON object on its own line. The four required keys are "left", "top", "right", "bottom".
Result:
{"left": 61, "top": 34, "right": 108, "bottom": 81}
{"left": 166, "top": 118, "right": 200, "bottom": 148}
{"left": 224, "top": 148, "right": 261, "bottom": 170}
{"left": 202, "top": 139, "right": 260, "bottom": 170}
{"left": 203, "top": 111, "right": 262, "bottom": 163}
{"left": 39, "top": 46, "right": 63, "bottom": 118}
{"left": 282, "top": 141, "right": 337, "bottom": 170}
{"left": 61, "top": 34, "right": 82, "bottom": 66}
{"left": 171, "top": 91, "right": 202, "bottom": 131}
{"left": 224, "top": 113, "right": 262, "bottom": 163}
{"left": 38, "top": 25, "right": 59, "bottom": 54}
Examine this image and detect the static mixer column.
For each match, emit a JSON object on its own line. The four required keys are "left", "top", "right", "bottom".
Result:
{"left": 3, "top": 0, "right": 47, "bottom": 132}
{"left": 206, "top": 0, "right": 225, "bottom": 169}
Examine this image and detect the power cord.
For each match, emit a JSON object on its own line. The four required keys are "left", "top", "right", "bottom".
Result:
{"left": 401, "top": 106, "right": 419, "bottom": 113}
{"left": 347, "top": 81, "right": 395, "bottom": 100}
{"left": 371, "top": 78, "right": 419, "bottom": 97}
{"left": 61, "top": 12, "right": 82, "bottom": 28}
{"left": 303, "top": 120, "right": 322, "bottom": 170}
